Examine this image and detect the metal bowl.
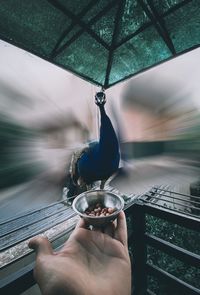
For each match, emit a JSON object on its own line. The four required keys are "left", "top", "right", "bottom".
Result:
{"left": 72, "top": 189, "right": 124, "bottom": 227}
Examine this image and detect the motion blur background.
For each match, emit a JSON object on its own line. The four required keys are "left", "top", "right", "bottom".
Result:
{"left": 0, "top": 39, "right": 200, "bottom": 221}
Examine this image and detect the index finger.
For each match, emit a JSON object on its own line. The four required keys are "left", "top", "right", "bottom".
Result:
{"left": 114, "top": 211, "right": 128, "bottom": 247}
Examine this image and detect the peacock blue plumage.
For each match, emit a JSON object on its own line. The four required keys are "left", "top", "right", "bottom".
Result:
{"left": 67, "top": 91, "right": 120, "bottom": 198}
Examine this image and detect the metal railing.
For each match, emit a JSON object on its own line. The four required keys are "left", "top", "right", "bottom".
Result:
{"left": 128, "top": 198, "right": 200, "bottom": 295}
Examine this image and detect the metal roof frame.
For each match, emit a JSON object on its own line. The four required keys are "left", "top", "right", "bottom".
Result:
{"left": 0, "top": 0, "right": 199, "bottom": 88}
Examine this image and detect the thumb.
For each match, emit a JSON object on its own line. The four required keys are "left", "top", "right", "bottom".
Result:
{"left": 28, "top": 236, "right": 53, "bottom": 256}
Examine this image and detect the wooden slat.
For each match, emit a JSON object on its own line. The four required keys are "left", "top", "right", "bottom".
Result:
{"left": 0, "top": 200, "right": 65, "bottom": 225}
{"left": 0, "top": 263, "right": 34, "bottom": 295}
{"left": 0, "top": 203, "right": 66, "bottom": 237}
{"left": 0, "top": 208, "right": 75, "bottom": 251}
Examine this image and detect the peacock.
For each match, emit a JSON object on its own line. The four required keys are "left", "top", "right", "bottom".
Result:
{"left": 66, "top": 90, "right": 120, "bottom": 200}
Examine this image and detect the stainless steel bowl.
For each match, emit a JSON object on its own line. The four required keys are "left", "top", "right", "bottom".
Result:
{"left": 72, "top": 189, "right": 124, "bottom": 227}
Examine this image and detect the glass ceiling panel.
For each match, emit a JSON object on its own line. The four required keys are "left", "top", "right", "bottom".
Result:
{"left": 91, "top": 6, "right": 118, "bottom": 46}
{"left": 82, "top": 0, "right": 113, "bottom": 23}
{"left": 164, "top": 0, "right": 200, "bottom": 53}
{"left": 116, "top": 0, "right": 150, "bottom": 44}
{"left": 58, "top": 0, "right": 91, "bottom": 15}
{"left": 54, "top": 32, "right": 109, "bottom": 85}
{"left": 0, "top": 0, "right": 70, "bottom": 57}
{"left": 109, "top": 25, "right": 172, "bottom": 85}
{"left": 56, "top": 25, "right": 81, "bottom": 51}
{"left": 151, "top": 0, "right": 184, "bottom": 15}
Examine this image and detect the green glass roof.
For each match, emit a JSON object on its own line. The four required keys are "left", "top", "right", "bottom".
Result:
{"left": 0, "top": 0, "right": 199, "bottom": 88}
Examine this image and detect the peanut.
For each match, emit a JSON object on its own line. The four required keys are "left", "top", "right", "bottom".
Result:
{"left": 84, "top": 202, "right": 116, "bottom": 217}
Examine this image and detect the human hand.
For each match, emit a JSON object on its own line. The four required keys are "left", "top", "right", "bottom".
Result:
{"left": 29, "top": 211, "right": 131, "bottom": 295}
